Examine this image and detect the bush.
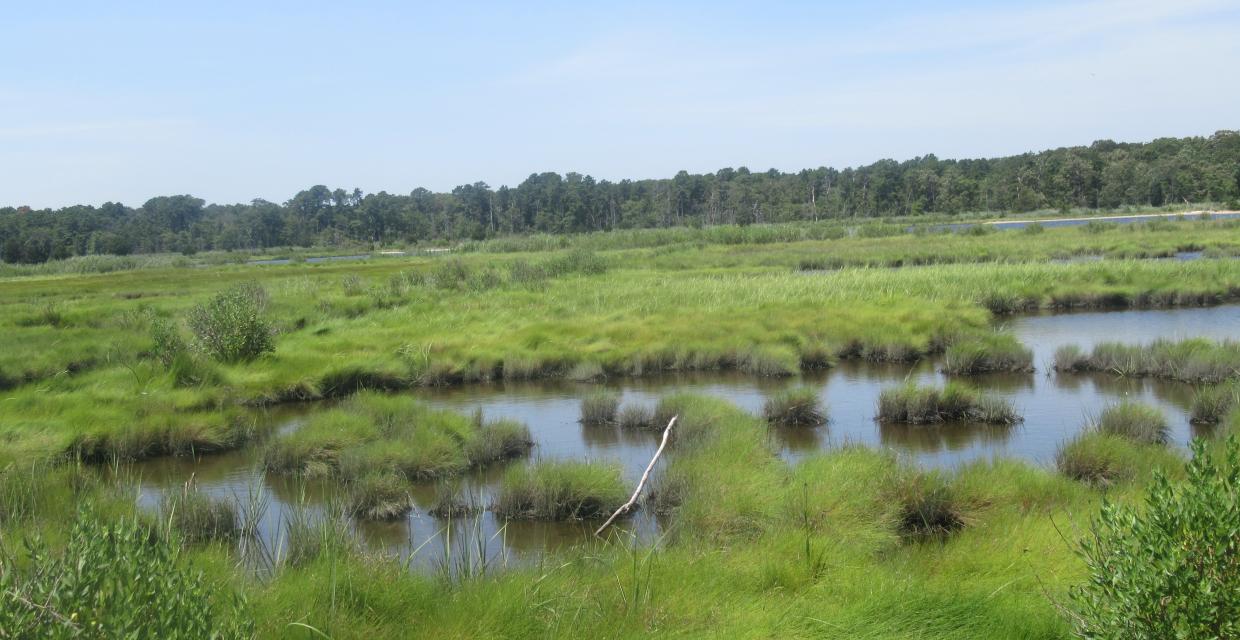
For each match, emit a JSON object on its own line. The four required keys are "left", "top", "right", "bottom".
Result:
{"left": 0, "top": 514, "right": 252, "bottom": 638}
{"left": 762, "top": 387, "right": 827, "bottom": 427}
{"left": 1069, "top": 437, "right": 1240, "bottom": 638}
{"left": 186, "top": 282, "right": 275, "bottom": 363}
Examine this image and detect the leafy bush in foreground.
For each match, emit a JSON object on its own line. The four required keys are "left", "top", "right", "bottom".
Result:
{"left": 1069, "top": 437, "right": 1240, "bottom": 639}
{"left": 187, "top": 282, "right": 274, "bottom": 363}
{"left": 0, "top": 514, "right": 251, "bottom": 639}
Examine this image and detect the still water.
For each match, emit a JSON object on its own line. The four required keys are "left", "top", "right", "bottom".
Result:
{"left": 130, "top": 304, "right": 1240, "bottom": 566}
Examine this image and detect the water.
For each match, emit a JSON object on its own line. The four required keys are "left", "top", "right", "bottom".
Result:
{"left": 247, "top": 254, "right": 372, "bottom": 266}
{"left": 935, "top": 211, "right": 1240, "bottom": 233}
{"left": 129, "top": 304, "right": 1240, "bottom": 567}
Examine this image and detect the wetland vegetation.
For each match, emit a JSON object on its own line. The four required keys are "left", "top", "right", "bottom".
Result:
{"left": 3, "top": 212, "right": 1240, "bottom": 638}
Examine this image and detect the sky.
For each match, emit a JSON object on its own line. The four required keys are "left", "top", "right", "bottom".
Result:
{"left": 3, "top": 0, "right": 1238, "bottom": 209}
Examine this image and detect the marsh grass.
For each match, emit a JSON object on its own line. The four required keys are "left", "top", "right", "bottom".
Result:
{"left": 464, "top": 416, "right": 534, "bottom": 466}
{"left": 942, "top": 333, "right": 1033, "bottom": 375}
{"left": 580, "top": 390, "right": 620, "bottom": 425}
{"left": 1191, "top": 383, "right": 1240, "bottom": 424}
{"left": 492, "top": 460, "right": 628, "bottom": 520}
{"left": 345, "top": 472, "right": 412, "bottom": 521}
{"left": 1093, "top": 401, "right": 1169, "bottom": 444}
{"left": 1054, "top": 338, "right": 1240, "bottom": 383}
{"left": 617, "top": 404, "right": 655, "bottom": 431}
{"left": 161, "top": 482, "right": 239, "bottom": 543}
{"left": 280, "top": 496, "right": 356, "bottom": 568}
{"left": 762, "top": 387, "right": 827, "bottom": 427}
{"left": 1053, "top": 432, "right": 1176, "bottom": 487}
{"left": 0, "top": 463, "right": 46, "bottom": 524}
{"left": 429, "top": 482, "right": 482, "bottom": 519}
{"left": 892, "top": 472, "right": 966, "bottom": 540}
{"left": 876, "top": 383, "right": 1021, "bottom": 425}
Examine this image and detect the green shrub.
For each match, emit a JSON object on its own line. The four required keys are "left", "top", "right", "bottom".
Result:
{"left": 762, "top": 387, "right": 827, "bottom": 427}
{"left": 186, "top": 282, "right": 275, "bottom": 363}
{"left": 0, "top": 514, "right": 252, "bottom": 638}
{"left": 1069, "top": 437, "right": 1240, "bottom": 638}
{"left": 492, "top": 460, "right": 628, "bottom": 520}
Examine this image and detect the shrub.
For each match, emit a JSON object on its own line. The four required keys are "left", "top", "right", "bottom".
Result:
{"left": 492, "top": 461, "right": 628, "bottom": 520}
{"left": 580, "top": 390, "right": 620, "bottom": 425}
{"left": 1068, "top": 437, "right": 1240, "bottom": 638}
{"left": 763, "top": 387, "right": 827, "bottom": 427}
{"left": 186, "top": 282, "right": 275, "bottom": 363}
{"left": 0, "top": 514, "right": 252, "bottom": 638}
{"left": 1094, "top": 401, "right": 1168, "bottom": 445}
{"left": 149, "top": 316, "right": 189, "bottom": 368}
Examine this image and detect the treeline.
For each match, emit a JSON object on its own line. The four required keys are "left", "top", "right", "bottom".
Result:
{"left": 3, "top": 131, "right": 1239, "bottom": 263}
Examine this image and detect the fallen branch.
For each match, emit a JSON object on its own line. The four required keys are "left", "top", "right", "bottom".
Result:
{"left": 595, "top": 415, "right": 677, "bottom": 537}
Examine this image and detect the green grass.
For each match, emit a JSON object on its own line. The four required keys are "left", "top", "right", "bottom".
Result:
{"left": 161, "top": 483, "right": 239, "bottom": 543}
{"left": 1093, "top": 401, "right": 1169, "bottom": 445}
{"left": 262, "top": 392, "right": 528, "bottom": 481}
{"left": 876, "top": 383, "right": 1022, "bottom": 425}
{"left": 1054, "top": 338, "right": 1240, "bottom": 383}
{"left": 1055, "top": 432, "right": 1182, "bottom": 487}
{"left": 579, "top": 390, "right": 620, "bottom": 425}
{"left": 492, "top": 460, "right": 628, "bottom": 520}
{"left": 942, "top": 333, "right": 1034, "bottom": 375}
{"left": 345, "top": 472, "right": 412, "bottom": 521}
{"left": 762, "top": 387, "right": 828, "bottom": 427}
{"left": 1191, "top": 382, "right": 1240, "bottom": 424}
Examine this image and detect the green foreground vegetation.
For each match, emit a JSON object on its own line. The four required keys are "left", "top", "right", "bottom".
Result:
{"left": 3, "top": 216, "right": 1240, "bottom": 637}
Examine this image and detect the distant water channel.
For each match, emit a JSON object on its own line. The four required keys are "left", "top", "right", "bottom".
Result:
{"left": 130, "top": 304, "right": 1240, "bottom": 568}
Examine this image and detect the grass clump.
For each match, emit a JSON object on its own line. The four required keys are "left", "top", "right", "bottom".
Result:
{"left": 186, "top": 281, "right": 275, "bottom": 363}
{"left": 492, "top": 460, "right": 628, "bottom": 520}
{"left": 464, "top": 414, "right": 534, "bottom": 466}
{"left": 345, "top": 472, "right": 412, "bottom": 521}
{"left": 891, "top": 471, "right": 966, "bottom": 540}
{"left": 1055, "top": 432, "right": 1150, "bottom": 487}
{"left": 1094, "top": 401, "right": 1169, "bottom": 444}
{"left": 263, "top": 392, "right": 494, "bottom": 481}
{"left": 942, "top": 333, "right": 1033, "bottom": 375}
{"left": 580, "top": 390, "right": 620, "bottom": 425}
{"left": 1191, "top": 383, "right": 1240, "bottom": 424}
{"left": 617, "top": 403, "right": 655, "bottom": 430}
{"left": 1068, "top": 437, "right": 1240, "bottom": 639}
{"left": 876, "top": 383, "right": 1021, "bottom": 425}
{"left": 1054, "top": 338, "right": 1240, "bottom": 383}
{"left": 161, "top": 483, "right": 239, "bottom": 543}
{"left": 762, "top": 387, "right": 827, "bottom": 427}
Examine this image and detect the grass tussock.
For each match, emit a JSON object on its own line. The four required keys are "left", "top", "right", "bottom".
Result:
{"left": 942, "top": 333, "right": 1034, "bottom": 375}
{"left": 345, "top": 472, "right": 412, "bottom": 521}
{"left": 492, "top": 460, "right": 628, "bottom": 520}
{"left": 580, "top": 390, "right": 620, "bottom": 425}
{"left": 1054, "top": 432, "right": 1173, "bottom": 487}
{"left": 617, "top": 404, "right": 656, "bottom": 431}
{"left": 1191, "top": 383, "right": 1240, "bottom": 424}
{"left": 1053, "top": 338, "right": 1240, "bottom": 383}
{"left": 892, "top": 471, "right": 966, "bottom": 540}
{"left": 876, "top": 383, "right": 1021, "bottom": 425}
{"left": 762, "top": 387, "right": 827, "bottom": 427}
{"left": 1093, "top": 401, "right": 1169, "bottom": 445}
{"left": 161, "top": 483, "right": 239, "bottom": 543}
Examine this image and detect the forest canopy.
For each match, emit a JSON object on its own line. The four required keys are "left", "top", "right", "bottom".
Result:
{"left": 2, "top": 131, "right": 1238, "bottom": 263}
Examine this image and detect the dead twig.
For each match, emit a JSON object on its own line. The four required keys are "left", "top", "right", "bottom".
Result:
{"left": 595, "top": 416, "right": 677, "bottom": 537}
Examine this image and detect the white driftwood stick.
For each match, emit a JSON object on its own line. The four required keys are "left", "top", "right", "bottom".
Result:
{"left": 595, "top": 415, "right": 677, "bottom": 537}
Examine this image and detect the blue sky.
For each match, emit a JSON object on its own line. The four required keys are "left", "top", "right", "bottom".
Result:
{"left": 3, "top": 0, "right": 1238, "bottom": 208}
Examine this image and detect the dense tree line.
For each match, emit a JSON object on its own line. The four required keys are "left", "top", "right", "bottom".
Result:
{"left": 3, "top": 132, "right": 1238, "bottom": 263}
